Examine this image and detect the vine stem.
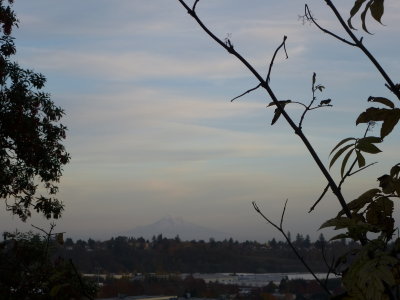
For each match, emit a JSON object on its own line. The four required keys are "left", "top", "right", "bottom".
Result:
{"left": 177, "top": 0, "right": 352, "bottom": 218}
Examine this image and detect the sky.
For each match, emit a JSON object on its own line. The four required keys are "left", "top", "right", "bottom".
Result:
{"left": 1, "top": 0, "right": 400, "bottom": 242}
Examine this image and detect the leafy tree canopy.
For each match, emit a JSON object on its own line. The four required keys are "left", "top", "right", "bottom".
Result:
{"left": 0, "top": 0, "right": 70, "bottom": 221}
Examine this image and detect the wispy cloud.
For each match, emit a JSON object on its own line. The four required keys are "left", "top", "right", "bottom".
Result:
{"left": 2, "top": 0, "right": 399, "bottom": 241}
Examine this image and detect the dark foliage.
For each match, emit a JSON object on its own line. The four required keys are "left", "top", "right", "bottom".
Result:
{"left": 0, "top": 230, "right": 97, "bottom": 299}
{"left": 0, "top": 0, "right": 70, "bottom": 221}
{"left": 97, "top": 275, "right": 238, "bottom": 299}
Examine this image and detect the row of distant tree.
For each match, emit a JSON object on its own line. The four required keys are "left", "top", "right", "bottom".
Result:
{"left": 59, "top": 233, "right": 356, "bottom": 274}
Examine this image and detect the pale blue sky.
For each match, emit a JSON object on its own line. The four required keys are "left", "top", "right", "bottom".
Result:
{"left": 1, "top": 0, "right": 400, "bottom": 241}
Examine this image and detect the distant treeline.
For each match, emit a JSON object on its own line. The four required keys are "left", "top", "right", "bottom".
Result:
{"left": 58, "top": 233, "right": 357, "bottom": 274}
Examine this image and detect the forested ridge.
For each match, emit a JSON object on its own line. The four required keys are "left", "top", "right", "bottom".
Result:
{"left": 58, "top": 234, "right": 356, "bottom": 274}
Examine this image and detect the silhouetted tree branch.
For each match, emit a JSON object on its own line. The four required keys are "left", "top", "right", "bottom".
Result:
{"left": 178, "top": 0, "right": 353, "bottom": 219}
{"left": 253, "top": 200, "right": 331, "bottom": 295}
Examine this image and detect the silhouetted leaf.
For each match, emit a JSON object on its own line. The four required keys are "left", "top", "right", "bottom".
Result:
{"left": 370, "top": 0, "right": 384, "bottom": 24}
{"left": 393, "top": 180, "right": 400, "bottom": 197}
{"left": 320, "top": 217, "right": 353, "bottom": 230}
{"left": 271, "top": 108, "right": 281, "bottom": 125}
{"left": 359, "top": 136, "right": 382, "bottom": 144}
{"left": 361, "top": 1, "right": 373, "bottom": 33}
{"left": 368, "top": 96, "right": 394, "bottom": 108}
{"left": 355, "top": 150, "right": 366, "bottom": 168}
{"left": 341, "top": 148, "right": 355, "bottom": 178}
{"left": 337, "top": 188, "right": 379, "bottom": 217}
{"left": 330, "top": 233, "right": 350, "bottom": 241}
{"left": 381, "top": 111, "right": 400, "bottom": 138}
{"left": 343, "top": 253, "right": 397, "bottom": 300}
{"left": 319, "top": 99, "right": 331, "bottom": 106}
{"left": 330, "top": 137, "right": 356, "bottom": 155}
{"left": 356, "top": 107, "right": 389, "bottom": 124}
{"left": 356, "top": 140, "right": 381, "bottom": 154}
{"left": 377, "top": 174, "right": 395, "bottom": 194}
{"left": 358, "top": 188, "right": 380, "bottom": 202}
{"left": 348, "top": 0, "right": 367, "bottom": 29}
{"left": 390, "top": 164, "right": 400, "bottom": 178}
{"left": 330, "top": 144, "right": 354, "bottom": 169}
{"left": 366, "top": 197, "right": 393, "bottom": 229}
{"left": 270, "top": 101, "right": 291, "bottom": 125}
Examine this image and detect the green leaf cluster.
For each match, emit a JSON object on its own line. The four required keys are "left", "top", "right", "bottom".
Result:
{"left": 326, "top": 90, "right": 400, "bottom": 298}
{"left": 329, "top": 136, "right": 381, "bottom": 177}
{"left": 341, "top": 244, "right": 398, "bottom": 300}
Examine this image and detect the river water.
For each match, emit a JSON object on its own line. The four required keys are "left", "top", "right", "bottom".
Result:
{"left": 188, "top": 272, "right": 338, "bottom": 287}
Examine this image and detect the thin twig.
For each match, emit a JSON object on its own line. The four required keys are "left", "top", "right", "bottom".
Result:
{"left": 280, "top": 199, "right": 288, "bottom": 229}
{"left": 230, "top": 83, "right": 261, "bottom": 102}
{"left": 348, "top": 162, "right": 378, "bottom": 176}
{"left": 305, "top": 4, "right": 356, "bottom": 46}
{"left": 321, "top": 242, "right": 338, "bottom": 280}
{"left": 289, "top": 101, "right": 307, "bottom": 109}
{"left": 252, "top": 201, "right": 280, "bottom": 232}
{"left": 266, "top": 35, "right": 288, "bottom": 84}
{"left": 309, "top": 183, "right": 329, "bottom": 213}
{"left": 252, "top": 200, "right": 332, "bottom": 295}
{"left": 299, "top": 73, "right": 318, "bottom": 128}
{"left": 31, "top": 224, "right": 51, "bottom": 236}
{"left": 31, "top": 223, "right": 55, "bottom": 261}
{"left": 192, "top": 0, "right": 200, "bottom": 12}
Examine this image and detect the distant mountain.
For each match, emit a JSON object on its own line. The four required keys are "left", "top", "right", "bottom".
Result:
{"left": 123, "top": 216, "right": 228, "bottom": 241}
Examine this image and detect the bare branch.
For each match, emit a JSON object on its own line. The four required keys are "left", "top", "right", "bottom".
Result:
{"left": 266, "top": 35, "right": 288, "bottom": 84}
{"left": 230, "top": 83, "right": 261, "bottom": 102}
{"left": 192, "top": 0, "right": 200, "bottom": 12}
{"left": 288, "top": 101, "right": 307, "bottom": 109}
{"left": 252, "top": 201, "right": 280, "bottom": 231}
{"left": 280, "top": 199, "right": 288, "bottom": 229}
{"left": 253, "top": 201, "right": 331, "bottom": 295}
{"left": 309, "top": 183, "right": 329, "bottom": 213}
{"left": 349, "top": 162, "right": 378, "bottom": 176}
{"left": 285, "top": 100, "right": 332, "bottom": 111}
{"left": 305, "top": 4, "right": 357, "bottom": 47}
{"left": 31, "top": 224, "right": 52, "bottom": 236}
